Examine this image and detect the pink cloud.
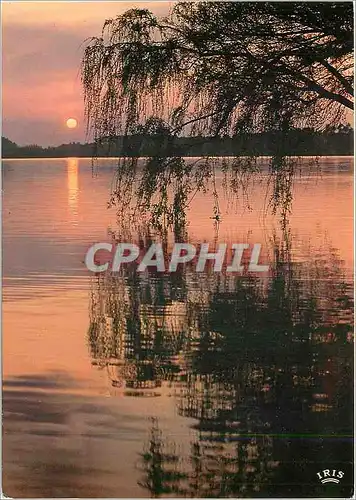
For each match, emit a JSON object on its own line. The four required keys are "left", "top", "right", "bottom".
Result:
{"left": 3, "top": 2, "right": 171, "bottom": 146}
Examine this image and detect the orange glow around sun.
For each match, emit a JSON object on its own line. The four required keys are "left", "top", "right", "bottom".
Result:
{"left": 66, "top": 118, "right": 78, "bottom": 129}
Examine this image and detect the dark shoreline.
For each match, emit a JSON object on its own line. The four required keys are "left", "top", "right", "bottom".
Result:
{"left": 2, "top": 127, "right": 354, "bottom": 159}
{"left": 2, "top": 154, "right": 354, "bottom": 160}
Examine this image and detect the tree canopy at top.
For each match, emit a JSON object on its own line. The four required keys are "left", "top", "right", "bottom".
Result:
{"left": 81, "top": 2, "right": 353, "bottom": 230}
{"left": 82, "top": 2, "right": 353, "bottom": 141}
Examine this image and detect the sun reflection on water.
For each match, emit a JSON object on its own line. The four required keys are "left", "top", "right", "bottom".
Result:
{"left": 67, "top": 157, "right": 79, "bottom": 224}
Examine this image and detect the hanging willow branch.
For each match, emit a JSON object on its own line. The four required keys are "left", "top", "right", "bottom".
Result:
{"left": 82, "top": 2, "right": 353, "bottom": 229}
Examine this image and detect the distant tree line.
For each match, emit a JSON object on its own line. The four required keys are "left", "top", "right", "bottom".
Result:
{"left": 2, "top": 137, "right": 97, "bottom": 159}
{"left": 2, "top": 124, "right": 353, "bottom": 158}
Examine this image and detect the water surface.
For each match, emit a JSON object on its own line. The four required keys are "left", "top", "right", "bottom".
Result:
{"left": 2, "top": 157, "right": 353, "bottom": 497}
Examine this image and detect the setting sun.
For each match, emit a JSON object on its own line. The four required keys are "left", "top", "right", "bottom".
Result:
{"left": 66, "top": 117, "right": 78, "bottom": 129}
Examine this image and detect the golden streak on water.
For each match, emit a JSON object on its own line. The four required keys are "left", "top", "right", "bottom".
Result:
{"left": 67, "top": 157, "right": 79, "bottom": 224}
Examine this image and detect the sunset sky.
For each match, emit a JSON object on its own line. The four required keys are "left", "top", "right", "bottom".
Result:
{"left": 3, "top": 2, "right": 353, "bottom": 147}
{"left": 2, "top": 1, "right": 171, "bottom": 146}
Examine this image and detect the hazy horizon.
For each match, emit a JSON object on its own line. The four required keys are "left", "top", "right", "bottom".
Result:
{"left": 2, "top": 1, "right": 171, "bottom": 147}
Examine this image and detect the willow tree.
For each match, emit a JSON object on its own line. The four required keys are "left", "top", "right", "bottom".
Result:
{"left": 82, "top": 2, "right": 353, "bottom": 229}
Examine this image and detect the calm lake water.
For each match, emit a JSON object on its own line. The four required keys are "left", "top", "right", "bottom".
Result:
{"left": 2, "top": 157, "right": 354, "bottom": 498}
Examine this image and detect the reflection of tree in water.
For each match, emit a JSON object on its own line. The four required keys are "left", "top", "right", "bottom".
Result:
{"left": 138, "top": 418, "right": 276, "bottom": 498}
{"left": 138, "top": 418, "right": 188, "bottom": 497}
{"left": 87, "top": 232, "right": 353, "bottom": 496}
{"left": 181, "top": 238, "right": 352, "bottom": 497}
{"left": 88, "top": 227, "right": 188, "bottom": 395}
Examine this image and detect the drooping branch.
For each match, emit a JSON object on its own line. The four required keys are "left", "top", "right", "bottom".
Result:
{"left": 81, "top": 3, "right": 354, "bottom": 230}
{"left": 317, "top": 58, "right": 354, "bottom": 97}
